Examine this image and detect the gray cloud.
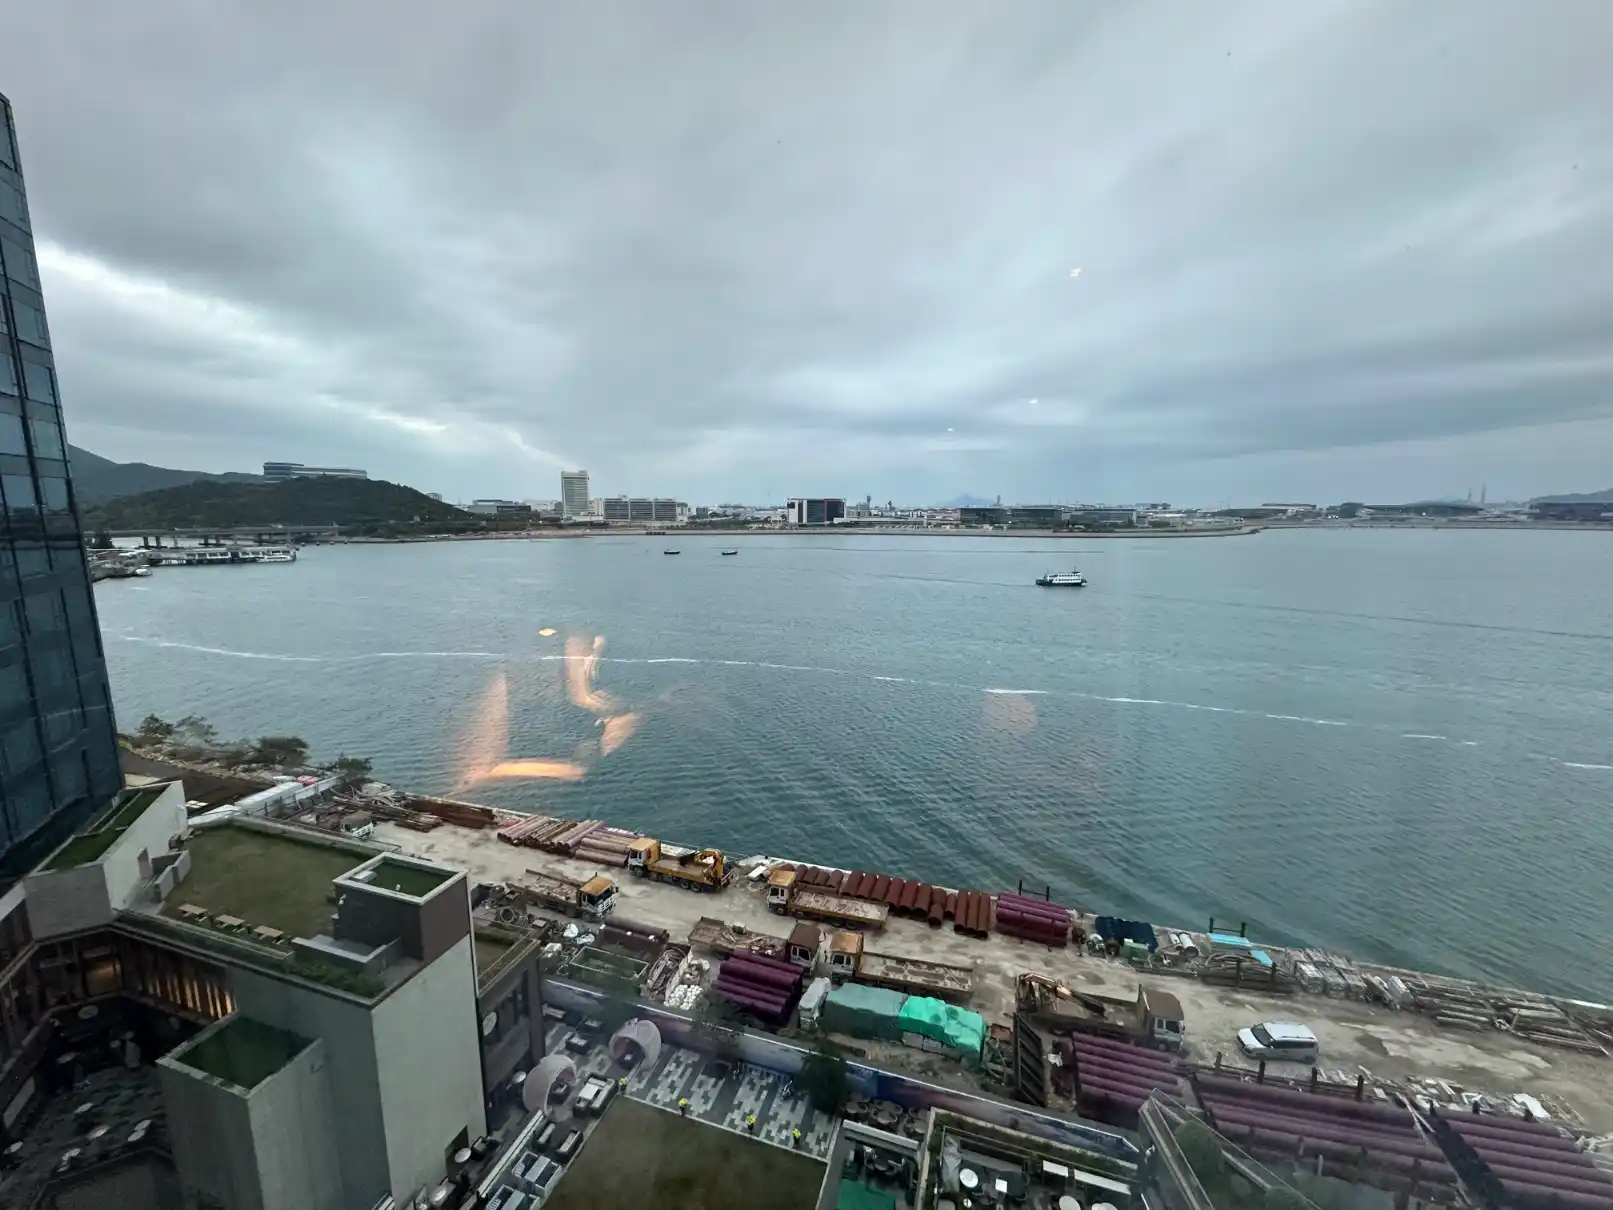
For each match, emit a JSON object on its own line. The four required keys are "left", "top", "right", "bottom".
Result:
{"left": 3, "top": 0, "right": 1611, "bottom": 504}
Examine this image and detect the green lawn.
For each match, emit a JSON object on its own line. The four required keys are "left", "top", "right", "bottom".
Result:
{"left": 165, "top": 826, "right": 365, "bottom": 940}
{"left": 546, "top": 1098, "right": 824, "bottom": 1210}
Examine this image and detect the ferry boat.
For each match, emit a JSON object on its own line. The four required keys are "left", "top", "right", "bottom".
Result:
{"left": 663, "top": 549, "right": 681, "bottom": 555}
{"left": 721, "top": 550, "right": 739, "bottom": 556}
{"left": 1035, "top": 567, "right": 1087, "bottom": 587}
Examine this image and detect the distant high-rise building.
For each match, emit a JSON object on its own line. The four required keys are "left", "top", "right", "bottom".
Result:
{"left": 0, "top": 93, "right": 124, "bottom": 884}
{"left": 262, "top": 461, "right": 368, "bottom": 482}
{"left": 560, "top": 469, "right": 590, "bottom": 517}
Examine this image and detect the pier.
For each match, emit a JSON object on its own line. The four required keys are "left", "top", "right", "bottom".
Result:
{"left": 150, "top": 544, "right": 297, "bottom": 566}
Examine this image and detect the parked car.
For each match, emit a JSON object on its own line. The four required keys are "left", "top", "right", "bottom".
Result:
{"left": 1237, "top": 1020, "right": 1319, "bottom": 1064}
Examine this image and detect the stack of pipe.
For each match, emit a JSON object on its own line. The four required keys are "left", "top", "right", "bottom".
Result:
{"left": 1197, "top": 1073, "right": 1458, "bottom": 1188}
{"left": 713, "top": 951, "right": 804, "bottom": 1023}
{"left": 407, "top": 796, "right": 497, "bottom": 829}
{"left": 995, "top": 893, "right": 1070, "bottom": 946}
{"left": 574, "top": 829, "right": 640, "bottom": 867}
{"left": 497, "top": 815, "right": 560, "bottom": 845}
{"left": 1069, "top": 1034, "right": 1179, "bottom": 1129}
{"left": 547, "top": 819, "right": 605, "bottom": 854}
{"left": 1433, "top": 1110, "right": 1613, "bottom": 1210}
{"left": 953, "top": 891, "right": 992, "bottom": 939}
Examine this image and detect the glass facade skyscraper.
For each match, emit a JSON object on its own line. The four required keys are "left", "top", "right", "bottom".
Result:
{"left": 0, "top": 93, "right": 122, "bottom": 885}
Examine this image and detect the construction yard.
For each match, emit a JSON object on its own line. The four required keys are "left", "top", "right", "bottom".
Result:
{"left": 543, "top": 1098, "right": 825, "bottom": 1210}
{"left": 378, "top": 819, "right": 1613, "bottom": 1132}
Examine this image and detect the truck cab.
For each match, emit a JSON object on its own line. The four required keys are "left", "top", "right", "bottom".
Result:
{"left": 627, "top": 838, "right": 660, "bottom": 873}
{"left": 579, "top": 875, "right": 617, "bottom": 918}
{"left": 1139, "top": 987, "right": 1185, "bottom": 1050}
{"left": 766, "top": 866, "right": 797, "bottom": 911}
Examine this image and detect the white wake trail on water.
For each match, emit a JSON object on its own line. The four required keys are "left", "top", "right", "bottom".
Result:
{"left": 112, "top": 635, "right": 1507, "bottom": 750}
{"left": 1562, "top": 762, "right": 1613, "bottom": 771}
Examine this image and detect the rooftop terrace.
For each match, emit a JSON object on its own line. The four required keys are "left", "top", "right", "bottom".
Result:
{"left": 161, "top": 823, "right": 369, "bottom": 939}
{"left": 42, "top": 784, "right": 170, "bottom": 870}
{"left": 171, "top": 1017, "right": 313, "bottom": 1091}
{"left": 354, "top": 855, "right": 453, "bottom": 897}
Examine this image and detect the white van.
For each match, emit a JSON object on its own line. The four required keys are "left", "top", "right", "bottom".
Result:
{"left": 1237, "top": 1021, "right": 1319, "bottom": 1064}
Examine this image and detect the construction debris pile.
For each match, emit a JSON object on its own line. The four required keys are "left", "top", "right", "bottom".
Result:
{"left": 325, "top": 787, "right": 443, "bottom": 832}
{"left": 495, "top": 815, "right": 643, "bottom": 865}
{"left": 1399, "top": 974, "right": 1609, "bottom": 1055}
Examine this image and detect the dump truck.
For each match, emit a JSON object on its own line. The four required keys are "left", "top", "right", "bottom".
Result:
{"left": 767, "top": 867, "right": 888, "bottom": 930}
{"left": 1016, "top": 972, "right": 1185, "bottom": 1051}
{"left": 687, "top": 916, "right": 788, "bottom": 960}
{"left": 510, "top": 870, "right": 618, "bottom": 921}
{"left": 821, "top": 931, "right": 973, "bottom": 1001}
{"left": 627, "top": 838, "right": 734, "bottom": 892}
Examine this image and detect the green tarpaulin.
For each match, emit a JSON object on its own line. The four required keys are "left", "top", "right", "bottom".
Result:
{"left": 897, "top": 996, "right": 985, "bottom": 1057}
{"left": 822, "top": 983, "right": 908, "bottom": 1042}
{"left": 838, "top": 1180, "right": 896, "bottom": 1210}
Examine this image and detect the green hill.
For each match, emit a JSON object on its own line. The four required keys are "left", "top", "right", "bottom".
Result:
{"left": 68, "top": 444, "right": 264, "bottom": 504}
{"left": 81, "top": 476, "right": 469, "bottom": 532}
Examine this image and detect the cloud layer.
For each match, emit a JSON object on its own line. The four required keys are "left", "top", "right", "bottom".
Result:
{"left": 4, "top": 1, "right": 1611, "bottom": 503}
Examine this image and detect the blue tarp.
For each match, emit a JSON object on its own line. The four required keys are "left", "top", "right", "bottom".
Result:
{"left": 1094, "top": 916, "right": 1158, "bottom": 951}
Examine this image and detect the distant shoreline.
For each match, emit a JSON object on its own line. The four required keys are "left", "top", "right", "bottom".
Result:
{"left": 332, "top": 523, "right": 1266, "bottom": 544}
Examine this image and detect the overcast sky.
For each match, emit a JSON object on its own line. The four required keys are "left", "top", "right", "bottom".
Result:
{"left": 3, "top": 2, "right": 1611, "bottom": 506}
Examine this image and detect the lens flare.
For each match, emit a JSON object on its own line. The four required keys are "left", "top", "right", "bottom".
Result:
{"left": 484, "top": 759, "right": 588, "bottom": 781}
{"left": 457, "top": 632, "right": 641, "bottom": 789}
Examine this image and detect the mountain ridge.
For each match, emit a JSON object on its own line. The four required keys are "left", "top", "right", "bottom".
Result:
{"left": 68, "top": 444, "right": 263, "bottom": 504}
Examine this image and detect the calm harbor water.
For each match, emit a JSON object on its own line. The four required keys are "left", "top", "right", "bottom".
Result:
{"left": 93, "top": 530, "right": 1613, "bottom": 999}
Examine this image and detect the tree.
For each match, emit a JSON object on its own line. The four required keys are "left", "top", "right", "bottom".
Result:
{"left": 329, "top": 754, "right": 373, "bottom": 785}
{"left": 172, "top": 714, "right": 218, "bottom": 748}
{"left": 797, "top": 1034, "right": 850, "bottom": 1113}
{"left": 252, "top": 735, "right": 310, "bottom": 769}
{"left": 136, "top": 714, "right": 174, "bottom": 743}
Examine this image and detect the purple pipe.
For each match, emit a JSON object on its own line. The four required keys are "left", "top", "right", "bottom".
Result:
{"left": 721, "top": 959, "right": 801, "bottom": 991}
{"left": 1071, "top": 1035, "right": 1177, "bottom": 1068}
{"left": 1461, "top": 1138, "right": 1602, "bottom": 1171}
{"left": 1481, "top": 1162, "right": 1613, "bottom": 1199}
{"left": 1496, "top": 1181, "right": 1613, "bottom": 1210}
{"left": 1195, "top": 1073, "right": 1412, "bottom": 1126}
{"left": 725, "top": 951, "right": 801, "bottom": 976}
{"left": 1217, "top": 1125, "right": 1455, "bottom": 1179}
{"left": 714, "top": 972, "right": 794, "bottom": 1006}
{"left": 1443, "top": 1111, "right": 1578, "bottom": 1140}
{"left": 998, "top": 893, "right": 1070, "bottom": 919}
{"left": 1205, "top": 1104, "right": 1440, "bottom": 1160}
{"left": 1448, "top": 1118, "right": 1580, "bottom": 1152}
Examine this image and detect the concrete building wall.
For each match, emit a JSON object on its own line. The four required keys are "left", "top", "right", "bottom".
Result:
{"left": 21, "top": 863, "right": 111, "bottom": 937}
{"left": 249, "top": 1036, "right": 344, "bottom": 1210}
{"left": 230, "top": 970, "right": 390, "bottom": 1210}
{"left": 158, "top": 1053, "right": 264, "bottom": 1210}
{"left": 371, "top": 934, "right": 486, "bottom": 1203}
{"left": 102, "top": 782, "right": 187, "bottom": 908}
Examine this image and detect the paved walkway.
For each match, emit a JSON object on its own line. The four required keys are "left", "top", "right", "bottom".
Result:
{"left": 543, "top": 1018, "right": 836, "bottom": 1160}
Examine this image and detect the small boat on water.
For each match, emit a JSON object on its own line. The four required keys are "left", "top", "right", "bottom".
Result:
{"left": 663, "top": 549, "right": 681, "bottom": 555}
{"left": 721, "top": 550, "right": 739, "bottom": 556}
{"left": 132, "top": 566, "right": 153, "bottom": 577}
{"left": 1035, "top": 567, "right": 1087, "bottom": 587}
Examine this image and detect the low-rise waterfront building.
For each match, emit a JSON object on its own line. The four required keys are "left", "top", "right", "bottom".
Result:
{"left": 601, "top": 496, "right": 688, "bottom": 524}
{"left": 261, "top": 462, "right": 369, "bottom": 483}
{"left": 786, "top": 497, "right": 846, "bottom": 525}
